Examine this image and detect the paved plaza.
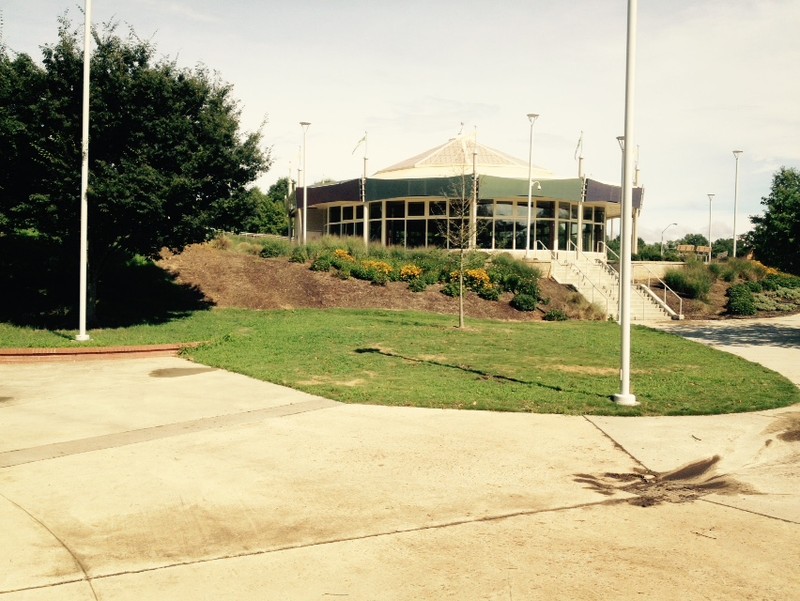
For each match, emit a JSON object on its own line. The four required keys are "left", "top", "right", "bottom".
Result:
{"left": 1, "top": 317, "right": 798, "bottom": 600}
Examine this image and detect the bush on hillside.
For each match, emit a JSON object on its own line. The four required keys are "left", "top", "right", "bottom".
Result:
{"left": 727, "top": 284, "right": 757, "bottom": 316}
{"left": 664, "top": 260, "right": 714, "bottom": 300}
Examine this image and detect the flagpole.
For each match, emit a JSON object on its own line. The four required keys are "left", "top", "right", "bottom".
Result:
{"left": 362, "top": 131, "right": 368, "bottom": 245}
{"left": 76, "top": 0, "right": 92, "bottom": 341}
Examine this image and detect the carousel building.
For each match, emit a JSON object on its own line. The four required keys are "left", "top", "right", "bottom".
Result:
{"left": 295, "top": 135, "right": 643, "bottom": 260}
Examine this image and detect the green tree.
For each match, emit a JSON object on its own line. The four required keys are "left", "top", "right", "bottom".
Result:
{"left": 242, "top": 180, "right": 290, "bottom": 235}
{"left": 678, "top": 233, "right": 709, "bottom": 247}
{"left": 1, "top": 18, "right": 270, "bottom": 323}
{"left": 748, "top": 167, "right": 800, "bottom": 274}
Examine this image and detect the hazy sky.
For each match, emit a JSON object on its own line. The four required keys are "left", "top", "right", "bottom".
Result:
{"left": 4, "top": 1, "right": 799, "bottom": 243}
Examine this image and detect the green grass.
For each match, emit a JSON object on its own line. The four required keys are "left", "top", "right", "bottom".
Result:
{"left": 2, "top": 308, "right": 797, "bottom": 416}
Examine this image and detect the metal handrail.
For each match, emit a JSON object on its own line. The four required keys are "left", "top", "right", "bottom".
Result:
{"left": 598, "top": 240, "right": 683, "bottom": 319}
{"left": 555, "top": 249, "right": 613, "bottom": 318}
{"left": 534, "top": 239, "right": 556, "bottom": 261}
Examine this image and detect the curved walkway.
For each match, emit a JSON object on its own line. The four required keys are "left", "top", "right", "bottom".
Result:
{"left": 1, "top": 320, "right": 798, "bottom": 600}
{"left": 649, "top": 313, "right": 800, "bottom": 386}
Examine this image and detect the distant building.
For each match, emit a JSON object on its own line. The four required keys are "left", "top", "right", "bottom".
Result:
{"left": 296, "top": 135, "right": 642, "bottom": 259}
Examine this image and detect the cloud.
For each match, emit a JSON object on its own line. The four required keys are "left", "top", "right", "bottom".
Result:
{"left": 139, "top": 0, "right": 219, "bottom": 24}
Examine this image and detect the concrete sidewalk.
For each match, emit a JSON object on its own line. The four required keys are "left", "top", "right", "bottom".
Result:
{"left": 1, "top": 340, "right": 798, "bottom": 599}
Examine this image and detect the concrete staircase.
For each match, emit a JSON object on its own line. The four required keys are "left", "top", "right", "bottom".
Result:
{"left": 550, "top": 258, "right": 676, "bottom": 322}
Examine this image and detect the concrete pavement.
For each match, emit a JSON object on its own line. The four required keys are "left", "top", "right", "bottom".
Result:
{"left": 1, "top": 319, "right": 799, "bottom": 600}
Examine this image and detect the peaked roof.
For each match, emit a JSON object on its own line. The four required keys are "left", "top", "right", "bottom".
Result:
{"left": 373, "top": 135, "right": 554, "bottom": 180}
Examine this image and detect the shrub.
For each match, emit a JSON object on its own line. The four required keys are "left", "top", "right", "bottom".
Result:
{"left": 727, "top": 284, "right": 757, "bottom": 316}
{"left": 511, "top": 293, "right": 538, "bottom": 312}
{"left": 762, "top": 273, "right": 800, "bottom": 291}
{"left": 487, "top": 253, "right": 541, "bottom": 296}
{"left": 369, "top": 270, "right": 389, "bottom": 286}
{"left": 209, "top": 234, "right": 232, "bottom": 250}
{"left": 362, "top": 260, "right": 393, "bottom": 277}
{"left": 310, "top": 256, "right": 332, "bottom": 272}
{"left": 544, "top": 309, "right": 568, "bottom": 321}
{"left": 663, "top": 261, "right": 714, "bottom": 299}
{"left": 400, "top": 264, "right": 423, "bottom": 281}
{"left": 350, "top": 263, "right": 370, "bottom": 281}
{"left": 464, "top": 268, "right": 491, "bottom": 291}
{"left": 477, "top": 283, "right": 501, "bottom": 301}
{"left": 289, "top": 246, "right": 309, "bottom": 263}
{"left": 260, "top": 238, "right": 291, "bottom": 258}
{"left": 441, "top": 281, "right": 460, "bottom": 297}
{"left": 408, "top": 278, "right": 427, "bottom": 292}
{"left": 746, "top": 280, "right": 763, "bottom": 293}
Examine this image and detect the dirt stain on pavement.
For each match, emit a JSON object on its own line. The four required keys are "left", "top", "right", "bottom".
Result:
{"left": 764, "top": 412, "right": 800, "bottom": 443}
{"left": 150, "top": 367, "right": 217, "bottom": 378}
{"left": 575, "top": 455, "right": 760, "bottom": 507}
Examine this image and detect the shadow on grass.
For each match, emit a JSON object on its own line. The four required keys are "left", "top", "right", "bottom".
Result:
{"left": 0, "top": 235, "right": 212, "bottom": 329}
{"left": 354, "top": 347, "right": 609, "bottom": 399}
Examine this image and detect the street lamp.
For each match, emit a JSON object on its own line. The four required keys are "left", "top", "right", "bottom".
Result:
{"left": 524, "top": 113, "right": 539, "bottom": 258}
{"left": 732, "top": 150, "right": 743, "bottom": 257}
{"left": 299, "top": 121, "right": 310, "bottom": 245}
{"left": 707, "top": 193, "right": 715, "bottom": 263}
{"left": 660, "top": 222, "right": 677, "bottom": 258}
{"left": 613, "top": 0, "right": 638, "bottom": 407}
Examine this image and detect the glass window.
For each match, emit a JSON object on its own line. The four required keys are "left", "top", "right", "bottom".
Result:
{"left": 583, "top": 207, "right": 593, "bottom": 221}
{"left": 536, "top": 201, "right": 554, "bottom": 219}
{"left": 595, "top": 208, "right": 605, "bottom": 222}
{"left": 495, "top": 220, "right": 514, "bottom": 250}
{"left": 354, "top": 222, "right": 363, "bottom": 237}
{"left": 369, "top": 202, "right": 382, "bottom": 220}
{"left": 427, "top": 219, "right": 447, "bottom": 248}
{"left": 343, "top": 222, "right": 354, "bottom": 236}
{"left": 449, "top": 199, "right": 468, "bottom": 218}
{"left": 407, "top": 201, "right": 425, "bottom": 217}
{"left": 582, "top": 223, "right": 593, "bottom": 253}
{"left": 369, "top": 221, "right": 382, "bottom": 242}
{"left": 558, "top": 222, "right": 568, "bottom": 250}
{"left": 386, "top": 219, "right": 405, "bottom": 246}
{"left": 386, "top": 201, "right": 405, "bottom": 219}
{"left": 329, "top": 206, "right": 341, "bottom": 223}
{"left": 429, "top": 201, "right": 447, "bottom": 217}
{"left": 406, "top": 220, "right": 425, "bottom": 247}
{"left": 342, "top": 206, "right": 353, "bottom": 221}
{"left": 329, "top": 224, "right": 341, "bottom": 236}
{"left": 476, "top": 220, "right": 493, "bottom": 249}
{"left": 559, "top": 203, "right": 570, "bottom": 220}
{"left": 515, "top": 220, "right": 529, "bottom": 251}
{"left": 356, "top": 206, "right": 364, "bottom": 220}
{"left": 593, "top": 224, "right": 604, "bottom": 252}
{"left": 535, "top": 221, "right": 553, "bottom": 251}
{"left": 495, "top": 201, "right": 514, "bottom": 217}
{"left": 571, "top": 205, "right": 579, "bottom": 220}
{"left": 477, "top": 200, "right": 494, "bottom": 217}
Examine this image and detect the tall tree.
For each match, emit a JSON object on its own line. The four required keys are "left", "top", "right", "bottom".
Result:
{"left": 748, "top": 167, "right": 800, "bottom": 274}
{"left": 242, "top": 179, "right": 290, "bottom": 235}
{"left": 0, "top": 17, "right": 270, "bottom": 323}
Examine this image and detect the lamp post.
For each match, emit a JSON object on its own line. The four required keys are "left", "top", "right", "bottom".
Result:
{"left": 299, "top": 121, "right": 310, "bottom": 245}
{"left": 732, "top": 150, "right": 743, "bottom": 257}
{"left": 524, "top": 113, "right": 539, "bottom": 258}
{"left": 613, "top": 0, "right": 638, "bottom": 407}
{"left": 660, "top": 222, "right": 677, "bottom": 258}
{"left": 707, "top": 193, "right": 715, "bottom": 263}
{"left": 76, "top": 0, "right": 93, "bottom": 342}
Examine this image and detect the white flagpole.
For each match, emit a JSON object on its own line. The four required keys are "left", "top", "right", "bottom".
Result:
{"left": 76, "top": 0, "right": 92, "bottom": 341}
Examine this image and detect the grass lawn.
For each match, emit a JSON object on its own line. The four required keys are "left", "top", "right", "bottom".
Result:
{"left": 2, "top": 308, "right": 798, "bottom": 416}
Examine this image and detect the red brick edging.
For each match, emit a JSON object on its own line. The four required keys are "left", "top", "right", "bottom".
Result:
{"left": 0, "top": 343, "right": 202, "bottom": 363}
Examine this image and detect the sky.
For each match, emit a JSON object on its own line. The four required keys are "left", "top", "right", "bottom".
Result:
{"left": 3, "top": 0, "right": 799, "bottom": 243}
